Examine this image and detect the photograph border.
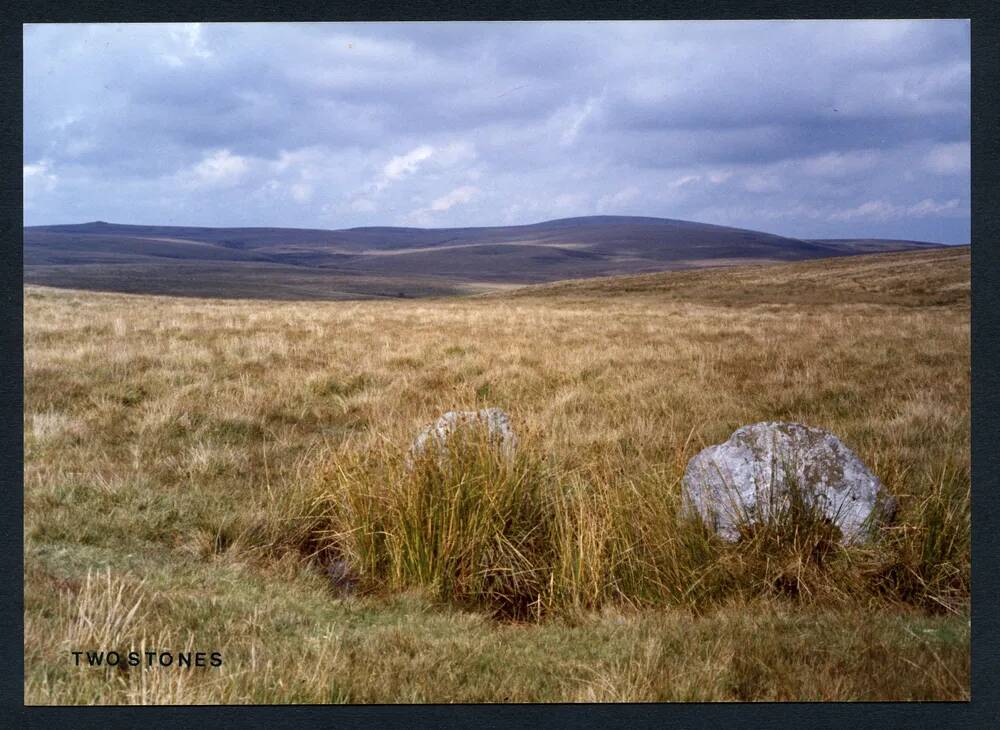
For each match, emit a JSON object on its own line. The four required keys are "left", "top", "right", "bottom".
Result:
{"left": 5, "top": 1, "right": 997, "bottom": 725}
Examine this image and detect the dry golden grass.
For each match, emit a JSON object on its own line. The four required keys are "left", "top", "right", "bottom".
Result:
{"left": 24, "top": 248, "right": 969, "bottom": 703}
{"left": 507, "top": 246, "right": 969, "bottom": 307}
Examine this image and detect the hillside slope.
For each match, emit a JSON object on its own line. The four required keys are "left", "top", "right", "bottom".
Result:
{"left": 24, "top": 216, "right": 949, "bottom": 299}
{"left": 504, "top": 246, "right": 970, "bottom": 308}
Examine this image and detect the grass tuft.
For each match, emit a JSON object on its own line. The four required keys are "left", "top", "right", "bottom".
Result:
{"left": 304, "top": 430, "right": 968, "bottom": 620}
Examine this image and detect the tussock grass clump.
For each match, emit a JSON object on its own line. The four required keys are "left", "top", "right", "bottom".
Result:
{"left": 866, "top": 460, "right": 970, "bottom": 614}
{"left": 315, "top": 431, "right": 562, "bottom": 619}
{"left": 306, "top": 436, "right": 970, "bottom": 620}
{"left": 689, "top": 479, "right": 847, "bottom": 606}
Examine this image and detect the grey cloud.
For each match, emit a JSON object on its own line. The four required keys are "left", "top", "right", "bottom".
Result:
{"left": 23, "top": 20, "right": 970, "bottom": 242}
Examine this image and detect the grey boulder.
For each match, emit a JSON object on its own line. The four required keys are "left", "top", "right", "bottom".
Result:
{"left": 681, "top": 421, "right": 897, "bottom": 544}
{"left": 408, "top": 407, "right": 518, "bottom": 466}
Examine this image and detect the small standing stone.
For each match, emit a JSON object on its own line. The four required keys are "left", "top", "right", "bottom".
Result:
{"left": 408, "top": 407, "right": 518, "bottom": 466}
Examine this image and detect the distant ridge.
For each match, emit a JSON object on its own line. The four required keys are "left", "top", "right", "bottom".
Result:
{"left": 24, "top": 215, "right": 949, "bottom": 300}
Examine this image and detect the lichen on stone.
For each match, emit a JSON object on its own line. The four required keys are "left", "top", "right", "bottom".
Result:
{"left": 681, "top": 421, "right": 895, "bottom": 544}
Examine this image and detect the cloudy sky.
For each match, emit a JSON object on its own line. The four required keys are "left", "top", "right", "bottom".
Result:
{"left": 24, "top": 21, "right": 970, "bottom": 242}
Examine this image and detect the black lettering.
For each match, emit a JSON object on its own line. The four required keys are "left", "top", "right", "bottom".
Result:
{"left": 159, "top": 652, "right": 173, "bottom": 667}
{"left": 128, "top": 652, "right": 140, "bottom": 667}
{"left": 210, "top": 651, "right": 223, "bottom": 667}
{"left": 106, "top": 651, "right": 120, "bottom": 666}
{"left": 86, "top": 651, "right": 104, "bottom": 666}
{"left": 146, "top": 651, "right": 157, "bottom": 666}
{"left": 72, "top": 651, "right": 83, "bottom": 666}
{"left": 178, "top": 652, "right": 191, "bottom": 668}
{"left": 195, "top": 652, "right": 206, "bottom": 667}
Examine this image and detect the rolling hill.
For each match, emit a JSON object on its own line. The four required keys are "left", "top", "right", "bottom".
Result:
{"left": 502, "top": 246, "right": 970, "bottom": 308}
{"left": 23, "top": 216, "right": 949, "bottom": 300}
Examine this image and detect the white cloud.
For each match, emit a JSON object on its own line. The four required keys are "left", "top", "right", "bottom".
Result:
{"left": 908, "top": 198, "right": 961, "bottom": 216}
{"left": 24, "top": 160, "right": 58, "bottom": 191}
{"left": 274, "top": 147, "right": 320, "bottom": 173}
{"left": 559, "top": 96, "right": 601, "bottom": 147}
{"left": 24, "top": 160, "right": 59, "bottom": 209}
{"left": 830, "top": 197, "right": 962, "bottom": 222}
{"left": 597, "top": 185, "right": 641, "bottom": 212}
{"left": 830, "top": 200, "right": 896, "bottom": 221}
{"left": 669, "top": 174, "right": 701, "bottom": 190}
{"left": 368, "top": 141, "right": 476, "bottom": 197}
{"left": 429, "top": 185, "right": 479, "bottom": 212}
{"left": 799, "top": 150, "right": 880, "bottom": 178}
{"left": 184, "top": 149, "right": 250, "bottom": 189}
{"left": 365, "top": 144, "right": 438, "bottom": 195}
{"left": 383, "top": 144, "right": 434, "bottom": 181}
{"left": 405, "top": 185, "right": 480, "bottom": 225}
{"left": 924, "top": 142, "right": 969, "bottom": 175}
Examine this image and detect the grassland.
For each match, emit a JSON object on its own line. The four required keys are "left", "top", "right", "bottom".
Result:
{"left": 23, "top": 247, "right": 970, "bottom": 703}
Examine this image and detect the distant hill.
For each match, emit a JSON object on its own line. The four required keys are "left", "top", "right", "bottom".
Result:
{"left": 23, "top": 216, "right": 951, "bottom": 300}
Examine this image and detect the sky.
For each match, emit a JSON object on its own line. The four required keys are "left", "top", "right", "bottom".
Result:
{"left": 23, "top": 20, "right": 970, "bottom": 243}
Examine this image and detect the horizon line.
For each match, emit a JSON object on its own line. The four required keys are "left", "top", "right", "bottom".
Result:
{"left": 21, "top": 214, "right": 965, "bottom": 246}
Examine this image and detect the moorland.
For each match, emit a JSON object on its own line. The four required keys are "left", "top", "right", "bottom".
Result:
{"left": 23, "top": 245, "right": 969, "bottom": 703}
{"left": 24, "top": 216, "right": 942, "bottom": 300}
